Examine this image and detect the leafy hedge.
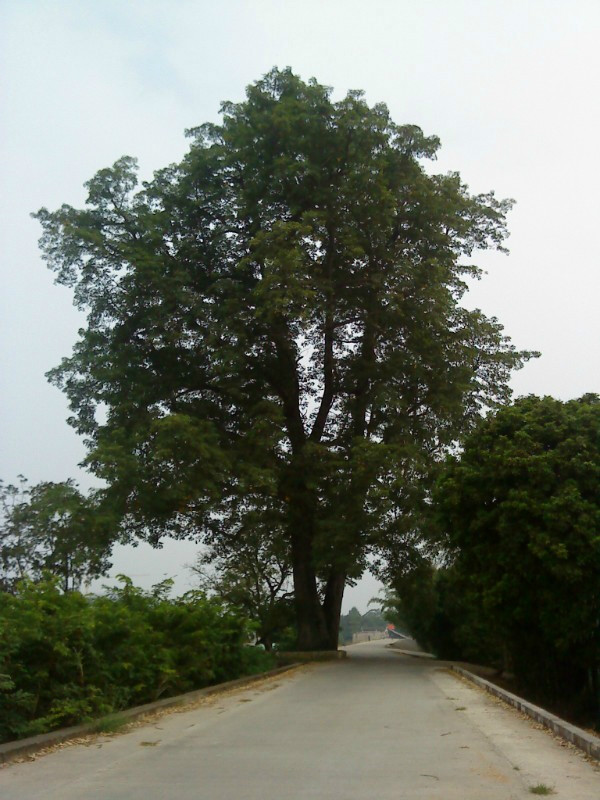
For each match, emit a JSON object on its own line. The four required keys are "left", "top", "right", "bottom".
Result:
{"left": 0, "top": 577, "right": 274, "bottom": 743}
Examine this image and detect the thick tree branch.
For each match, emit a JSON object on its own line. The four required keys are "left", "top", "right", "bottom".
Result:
{"left": 310, "top": 228, "right": 337, "bottom": 442}
{"left": 310, "top": 306, "right": 335, "bottom": 442}
{"left": 266, "top": 318, "right": 306, "bottom": 452}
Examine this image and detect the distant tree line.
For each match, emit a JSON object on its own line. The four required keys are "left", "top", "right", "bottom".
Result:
{"left": 338, "top": 606, "right": 389, "bottom": 645}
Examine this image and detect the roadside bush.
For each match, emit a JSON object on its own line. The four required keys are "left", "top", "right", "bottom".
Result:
{"left": 433, "top": 395, "right": 600, "bottom": 724}
{"left": 393, "top": 564, "right": 503, "bottom": 666}
{"left": 0, "top": 576, "right": 275, "bottom": 743}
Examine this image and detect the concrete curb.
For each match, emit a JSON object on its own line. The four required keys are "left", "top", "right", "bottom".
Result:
{"left": 0, "top": 663, "right": 300, "bottom": 766}
{"left": 451, "top": 665, "right": 600, "bottom": 761}
{"left": 277, "top": 650, "right": 347, "bottom": 664}
{"left": 388, "top": 647, "right": 436, "bottom": 659}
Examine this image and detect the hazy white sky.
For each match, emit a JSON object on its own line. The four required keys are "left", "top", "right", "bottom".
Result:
{"left": 1, "top": 0, "right": 599, "bottom": 611}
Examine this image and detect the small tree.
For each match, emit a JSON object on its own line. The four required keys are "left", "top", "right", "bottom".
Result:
{"left": 191, "top": 529, "right": 294, "bottom": 650}
{"left": 369, "top": 588, "right": 406, "bottom": 631}
{"left": 0, "top": 478, "right": 112, "bottom": 592}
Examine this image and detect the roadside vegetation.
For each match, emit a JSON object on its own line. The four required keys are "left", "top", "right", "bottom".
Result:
{"left": 0, "top": 577, "right": 274, "bottom": 744}
{"left": 385, "top": 395, "right": 600, "bottom": 727}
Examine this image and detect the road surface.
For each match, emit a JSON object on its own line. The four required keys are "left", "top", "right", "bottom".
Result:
{"left": 1, "top": 639, "right": 599, "bottom": 799}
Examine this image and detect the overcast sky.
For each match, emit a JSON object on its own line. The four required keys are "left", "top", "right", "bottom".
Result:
{"left": 1, "top": 0, "right": 599, "bottom": 611}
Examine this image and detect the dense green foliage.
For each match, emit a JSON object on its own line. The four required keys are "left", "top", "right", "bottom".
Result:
{"left": 0, "top": 477, "right": 113, "bottom": 593}
{"left": 422, "top": 395, "right": 600, "bottom": 720}
{"left": 0, "top": 577, "right": 274, "bottom": 743}
{"left": 35, "top": 67, "right": 531, "bottom": 649}
{"left": 388, "top": 562, "right": 501, "bottom": 663}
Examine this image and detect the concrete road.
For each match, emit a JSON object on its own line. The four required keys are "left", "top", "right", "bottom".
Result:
{"left": 1, "top": 639, "right": 599, "bottom": 799}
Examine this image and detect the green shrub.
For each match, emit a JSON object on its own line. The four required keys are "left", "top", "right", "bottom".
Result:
{"left": 0, "top": 576, "right": 267, "bottom": 743}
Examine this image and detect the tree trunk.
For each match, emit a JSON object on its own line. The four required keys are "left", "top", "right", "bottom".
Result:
{"left": 291, "top": 527, "right": 330, "bottom": 650}
{"left": 323, "top": 569, "right": 346, "bottom": 649}
{"left": 286, "top": 460, "right": 345, "bottom": 651}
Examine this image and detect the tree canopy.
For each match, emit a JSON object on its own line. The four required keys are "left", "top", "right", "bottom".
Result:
{"left": 35, "top": 68, "right": 531, "bottom": 648}
{"left": 0, "top": 477, "right": 112, "bottom": 593}
{"left": 434, "top": 394, "right": 600, "bottom": 712}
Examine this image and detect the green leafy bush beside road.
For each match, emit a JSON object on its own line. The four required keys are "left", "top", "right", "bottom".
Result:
{"left": 0, "top": 577, "right": 274, "bottom": 744}
{"left": 436, "top": 395, "right": 600, "bottom": 712}
{"left": 393, "top": 395, "right": 600, "bottom": 724}
{"left": 387, "top": 395, "right": 600, "bottom": 726}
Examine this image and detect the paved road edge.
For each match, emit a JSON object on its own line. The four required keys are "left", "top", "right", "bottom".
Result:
{"left": 0, "top": 663, "right": 301, "bottom": 766}
{"left": 451, "top": 665, "right": 600, "bottom": 761}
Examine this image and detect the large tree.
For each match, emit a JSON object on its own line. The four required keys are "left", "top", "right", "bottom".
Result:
{"left": 36, "top": 68, "right": 530, "bottom": 649}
